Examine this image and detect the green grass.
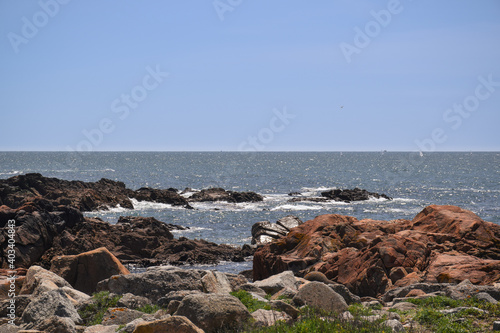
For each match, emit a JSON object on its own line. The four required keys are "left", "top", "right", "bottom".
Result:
{"left": 136, "top": 303, "right": 162, "bottom": 314}
{"left": 78, "top": 291, "right": 123, "bottom": 326}
{"left": 231, "top": 290, "right": 272, "bottom": 312}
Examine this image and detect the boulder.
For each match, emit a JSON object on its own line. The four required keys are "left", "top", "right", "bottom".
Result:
{"left": 0, "top": 295, "right": 31, "bottom": 318}
{"left": 292, "top": 281, "right": 348, "bottom": 313}
{"left": 30, "top": 315, "right": 78, "bottom": 333}
{"left": 84, "top": 325, "right": 121, "bottom": 333}
{"left": 96, "top": 266, "right": 206, "bottom": 302}
{"left": 269, "top": 300, "right": 300, "bottom": 319}
{"left": 384, "top": 319, "right": 404, "bottom": 332}
{"left": 174, "top": 293, "right": 251, "bottom": 333}
{"left": 50, "top": 247, "right": 129, "bottom": 295}
{"left": 21, "top": 288, "right": 81, "bottom": 327}
{"left": 20, "top": 266, "right": 71, "bottom": 296}
{"left": 158, "top": 290, "right": 203, "bottom": 308}
{"left": 251, "top": 309, "right": 292, "bottom": 327}
{"left": 253, "top": 271, "right": 298, "bottom": 295}
{"left": 201, "top": 270, "right": 232, "bottom": 294}
{"left": 133, "top": 316, "right": 204, "bottom": 333}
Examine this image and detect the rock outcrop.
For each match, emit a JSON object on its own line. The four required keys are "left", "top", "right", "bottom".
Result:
{"left": 321, "top": 188, "right": 392, "bottom": 202}
{"left": 188, "top": 187, "right": 264, "bottom": 203}
{"left": 253, "top": 205, "right": 500, "bottom": 297}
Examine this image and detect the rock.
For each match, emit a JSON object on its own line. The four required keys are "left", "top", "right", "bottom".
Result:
{"left": 475, "top": 292, "right": 498, "bottom": 304}
{"left": 329, "top": 283, "right": 361, "bottom": 304}
{"left": 30, "top": 316, "right": 78, "bottom": 333}
{"left": 406, "top": 289, "right": 427, "bottom": 297}
{"left": 96, "top": 266, "right": 205, "bottom": 303}
{"left": 22, "top": 288, "right": 81, "bottom": 327}
{"left": 158, "top": 290, "right": 203, "bottom": 307}
{"left": 269, "top": 300, "right": 300, "bottom": 319}
{"left": 60, "top": 286, "right": 91, "bottom": 306}
{"left": 270, "top": 287, "right": 297, "bottom": 300}
{"left": 0, "top": 323, "right": 21, "bottom": 332}
{"left": 384, "top": 319, "right": 404, "bottom": 332}
{"left": 188, "top": 187, "right": 263, "bottom": 203}
{"left": 382, "top": 283, "right": 451, "bottom": 302}
{"left": 321, "top": 188, "right": 392, "bottom": 202}
{"left": 116, "top": 293, "right": 152, "bottom": 309}
{"left": 20, "top": 266, "right": 72, "bottom": 296}
{"left": 201, "top": 270, "right": 232, "bottom": 294}
{"left": 50, "top": 247, "right": 129, "bottom": 295}
{"left": 132, "top": 187, "right": 191, "bottom": 208}
{"left": 84, "top": 325, "right": 121, "bottom": 333}
{"left": 390, "top": 302, "right": 418, "bottom": 311}
{"left": 254, "top": 205, "right": 500, "bottom": 297}
{"left": 304, "top": 271, "right": 332, "bottom": 284}
{"left": 101, "top": 307, "right": 144, "bottom": 326}
{"left": 166, "top": 300, "right": 181, "bottom": 315}
{"left": 237, "top": 284, "right": 267, "bottom": 298}
{"left": 174, "top": 293, "right": 251, "bottom": 333}
{"left": 439, "top": 306, "right": 487, "bottom": 315}
{"left": 251, "top": 309, "right": 292, "bottom": 327}
{"left": 253, "top": 271, "right": 298, "bottom": 295}
{"left": 133, "top": 316, "right": 204, "bottom": 333}
{"left": 0, "top": 295, "right": 31, "bottom": 318}
{"left": 223, "top": 273, "right": 248, "bottom": 291}
{"left": 251, "top": 216, "right": 302, "bottom": 246}
{"left": 493, "top": 321, "right": 500, "bottom": 331}
{"left": 292, "top": 281, "right": 348, "bottom": 313}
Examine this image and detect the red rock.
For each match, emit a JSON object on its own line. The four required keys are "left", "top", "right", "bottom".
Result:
{"left": 253, "top": 205, "right": 500, "bottom": 297}
{"left": 50, "top": 247, "right": 130, "bottom": 294}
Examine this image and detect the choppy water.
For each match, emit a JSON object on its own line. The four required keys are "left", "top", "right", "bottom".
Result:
{"left": 1, "top": 151, "right": 499, "bottom": 248}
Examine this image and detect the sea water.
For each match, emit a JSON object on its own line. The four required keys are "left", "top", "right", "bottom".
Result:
{"left": 1, "top": 151, "right": 499, "bottom": 251}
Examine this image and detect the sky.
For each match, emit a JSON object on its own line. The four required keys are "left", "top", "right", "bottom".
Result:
{"left": 1, "top": 0, "right": 499, "bottom": 151}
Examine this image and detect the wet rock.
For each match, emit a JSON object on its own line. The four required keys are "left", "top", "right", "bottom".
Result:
{"left": 321, "top": 188, "right": 392, "bottom": 202}
{"left": 188, "top": 187, "right": 263, "bottom": 203}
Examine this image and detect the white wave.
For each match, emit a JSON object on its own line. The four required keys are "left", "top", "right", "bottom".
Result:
{"left": 190, "top": 201, "right": 263, "bottom": 211}
{"left": 0, "top": 170, "right": 22, "bottom": 176}
{"left": 271, "top": 204, "right": 323, "bottom": 211}
{"left": 392, "top": 197, "right": 419, "bottom": 202}
{"left": 171, "top": 227, "right": 212, "bottom": 233}
{"left": 131, "top": 198, "right": 183, "bottom": 210}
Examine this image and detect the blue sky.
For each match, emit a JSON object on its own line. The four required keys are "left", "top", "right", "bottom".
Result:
{"left": 1, "top": 0, "right": 499, "bottom": 151}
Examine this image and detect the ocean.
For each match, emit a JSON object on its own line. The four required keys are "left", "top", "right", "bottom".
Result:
{"left": 1, "top": 152, "right": 499, "bottom": 264}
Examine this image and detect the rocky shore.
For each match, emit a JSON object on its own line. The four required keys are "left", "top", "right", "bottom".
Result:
{"left": 1, "top": 173, "right": 499, "bottom": 332}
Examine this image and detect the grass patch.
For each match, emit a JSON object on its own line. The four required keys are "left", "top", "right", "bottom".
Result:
{"left": 78, "top": 291, "right": 122, "bottom": 326}
{"left": 136, "top": 304, "right": 161, "bottom": 314}
{"left": 230, "top": 290, "right": 271, "bottom": 312}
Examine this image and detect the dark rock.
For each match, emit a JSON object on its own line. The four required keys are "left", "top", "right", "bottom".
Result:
{"left": 288, "top": 197, "right": 330, "bottom": 203}
{"left": 188, "top": 187, "right": 263, "bottom": 203}
{"left": 321, "top": 188, "right": 392, "bottom": 202}
{"left": 132, "top": 187, "right": 191, "bottom": 208}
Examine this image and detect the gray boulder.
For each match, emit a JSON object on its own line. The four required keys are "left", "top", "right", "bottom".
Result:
{"left": 158, "top": 290, "right": 203, "bottom": 307}
{"left": 382, "top": 283, "right": 452, "bottom": 302}
{"left": 329, "top": 283, "right": 361, "bottom": 304}
{"left": 253, "top": 271, "right": 298, "bottom": 294}
{"left": 293, "top": 281, "right": 348, "bottom": 313}
{"left": 384, "top": 319, "right": 404, "bottom": 332}
{"left": 19, "top": 265, "right": 72, "bottom": 296}
{"left": 133, "top": 316, "right": 204, "bottom": 333}
{"left": 96, "top": 266, "right": 206, "bottom": 302}
{"left": 201, "top": 270, "right": 232, "bottom": 294}
{"left": 175, "top": 293, "right": 251, "bottom": 333}
{"left": 22, "top": 288, "right": 81, "bottom": 327}
{"left": 251, "top": 309, "right": 292, "bottom": 327}
{"left": 101, "top": 307, "right": 145, "bottom": 326}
